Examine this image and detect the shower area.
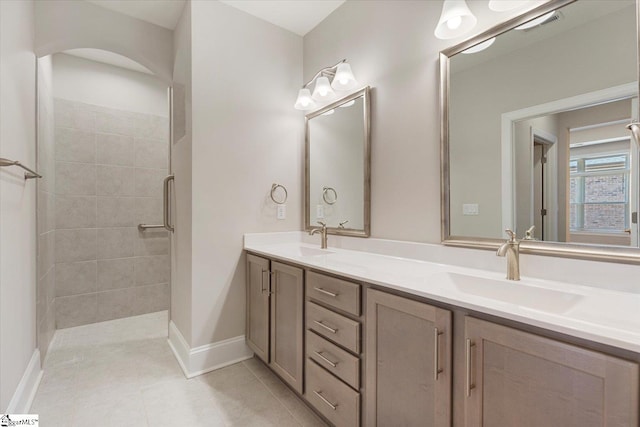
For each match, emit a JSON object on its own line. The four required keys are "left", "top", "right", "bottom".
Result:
{"left": 36, "top": 51, "right": 171, "bottom": 359}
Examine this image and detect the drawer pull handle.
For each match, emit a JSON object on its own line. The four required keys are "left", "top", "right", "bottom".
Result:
{"left": 314, "top": 287, "right": 339, "bottom": 297}
{"left": 314, "top": 351, "right": 338, "bottom": 367}
{"left": 434, "top": 328, "right": 444, "bottom": 381}
{"left": 313, "top": 390, "right": 338, "bottom": 410}
{"left": 466, "top": 338, "right": 476, "bottom": 397}
{"left": 314, "top": 320, "right": 338, "bottom": 334}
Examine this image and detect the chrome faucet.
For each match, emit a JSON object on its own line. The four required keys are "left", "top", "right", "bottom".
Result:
{"left": 309, "top": 221, "right": 328, "bottom": 249}
{"left": 497, "top": 229, "right": 520, "bottom": 281}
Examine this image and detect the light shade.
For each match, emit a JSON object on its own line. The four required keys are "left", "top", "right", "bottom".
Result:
{"left": 515, "top": 10, "right": 555, "bottom": 30}
{"left": 331, "top": 63, "right": 358, "bottom": 90}
{"left": 294, "top": 88, "right": 316, "bottom": 110}
{"left": 488, "top": 0, "right": 529, "bottom": 12}
{"left": 434, "top": 0, "right": 477, "bottom": 40}
{"left": 312, "top": 76, "right": 336, "bottom": 101}
{"left": 462, "top": 37, "right": 496, "bottom": 54}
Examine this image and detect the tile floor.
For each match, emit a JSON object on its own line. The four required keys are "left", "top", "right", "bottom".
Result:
{"left": 30, "top": 311, "right": 328, "bottom": 426}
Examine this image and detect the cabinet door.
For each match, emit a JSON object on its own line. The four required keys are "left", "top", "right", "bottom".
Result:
{"left": 366, "top": 289, "right": 452, "bottom": 427}
{"left": 270, "top": 261, "right": 304, "bottom": 394}
{"left": 246, "top": 254, "right": 270, "bottom": 362}
{"left": 464, "top": 317, "right": 639, "bottom": 427}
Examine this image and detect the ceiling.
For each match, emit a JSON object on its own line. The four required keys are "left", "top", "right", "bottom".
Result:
{"left": 85, "top": 0, "right": 187, "bottom": 30}
{"left": 85, "top": 0, "right": 345, "bottom": 35}
{"left": 218, "top": 1, "right": 345, "bottom": 36}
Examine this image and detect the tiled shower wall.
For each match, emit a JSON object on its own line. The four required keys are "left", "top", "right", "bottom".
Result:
{"left": 54, "top": 98, "right": 170, "bottom": 328}
{"left": 37, "top": 59, "right": 56, "bottom": 361}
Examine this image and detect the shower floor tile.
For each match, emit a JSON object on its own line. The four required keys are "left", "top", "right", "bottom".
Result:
{"left": 30, "top": 311, "right": 327, "bottom": 427}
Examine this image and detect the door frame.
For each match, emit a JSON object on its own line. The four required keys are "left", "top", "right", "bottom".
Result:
{"left": 501, "top": 82, "right": 638, "bottom": 235}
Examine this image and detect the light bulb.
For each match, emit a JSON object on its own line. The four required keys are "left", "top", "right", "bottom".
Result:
{"left": 447, "top": 15, "right": 462, "bottom": 30}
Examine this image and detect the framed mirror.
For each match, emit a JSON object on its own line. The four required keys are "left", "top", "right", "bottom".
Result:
{"left": 441, "top": 0, "right": 640, "bottom": 263}
{"left": 305, "top": 86, "right": 371, "bottom": 237}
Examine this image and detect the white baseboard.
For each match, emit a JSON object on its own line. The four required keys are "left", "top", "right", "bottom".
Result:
{"left": 168, "top": 321, "right": 253, "bottom": 379}
{"left": 6, "top": 349, "right": 43, "bottom": 413}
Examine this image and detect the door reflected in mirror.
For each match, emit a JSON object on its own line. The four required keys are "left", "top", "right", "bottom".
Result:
{"left": 514, "top": 97, "right": 638, "bottom": 247}
{"left": 444, "top": 0, "right": 639, "bottom": 250}
{"left": 305, "top": 87, "right": 370, "bottom": 237}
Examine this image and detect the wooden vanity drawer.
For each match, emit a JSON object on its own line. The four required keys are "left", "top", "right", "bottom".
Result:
{"left": 306, "top": 358, "right": 360, "bottom": 427}
{"left": 307, "top": 330, "right": 360, "bottom": 390}
{"left": 307, "top": 271, "right": 361, "bottom": 316}
{"left": 307, "top": 301, "right": 360, "bottom": 354}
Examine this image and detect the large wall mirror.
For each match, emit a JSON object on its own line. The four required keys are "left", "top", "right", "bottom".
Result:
{"left": 305, "top": 86, "right": 370, "bottom": 237}
{"left": 441, "top": 0, "right": 640, "bottom": 263}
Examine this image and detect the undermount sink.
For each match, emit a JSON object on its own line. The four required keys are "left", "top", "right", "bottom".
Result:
{"left": 434, "top": 272, "right": 584, "bottom": 314}
{"left": 282, "top": 246, "right": 335, "bottom": 257}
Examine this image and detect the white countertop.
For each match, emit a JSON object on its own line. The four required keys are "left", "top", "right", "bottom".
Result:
{"left": 244, "top": 235, "right": 640, "bottom": 354}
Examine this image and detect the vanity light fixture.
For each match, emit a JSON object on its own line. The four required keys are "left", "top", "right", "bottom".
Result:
{"left": 488, "top": 0, "right": 529, "bottom": 12}
{"left": 434, "top": 0, "right": 477, "bottom": 40}
{"left": 294, "top": 59, "right": 358, "bottom": 111}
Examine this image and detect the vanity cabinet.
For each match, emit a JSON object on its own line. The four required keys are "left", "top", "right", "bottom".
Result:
{"left": 245, "top": 254, "right": 304, "bottom": 393}
{"left": 463, "top": 317, "right": 639, "bottom": 427}
{"left": 365, "top": 289, "right": 452, "bottom": 427}
{"left": 246, "top": 251, "right": 640, "bottom": 427}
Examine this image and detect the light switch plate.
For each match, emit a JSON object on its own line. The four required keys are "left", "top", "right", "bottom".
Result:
{"left": 463, "top": 203, "right": 479, "bottom": 216}
{"left": 276, "top": 205, "right": 286, "bottom": 220}
{"left": 316, "top": 205, "right": 324, "bottom": 219}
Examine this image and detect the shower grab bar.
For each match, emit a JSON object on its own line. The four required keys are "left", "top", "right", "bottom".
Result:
{"left": 163, "top": 174, "right": 175, "bottom": 232}
{"left": 138, "top": 224, "right": 165, "bottom": 231}
{"left": 138, "top": 174, "right": 175, "bottom": 233}
{"left": 0, "top": 157, "right": 42, "bottom": 179}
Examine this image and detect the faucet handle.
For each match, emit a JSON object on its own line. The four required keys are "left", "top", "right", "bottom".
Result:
{"left": 524, "top": 225, "right": 536, "bottom": 240}
{"left": 504, "top": 229, "right": 517, "bottom": 242}
{"left": 339, "top": 220, "right": 349, "bottom": 229}
{"left": 317, "top": 221, "right": 326, "bottom": 228}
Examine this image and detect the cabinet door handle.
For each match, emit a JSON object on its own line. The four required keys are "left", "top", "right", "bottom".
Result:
{"left": 314, "top": 287, "right": 339, "bottom": 297}
{"left": 313, "top": 390, "right": 338, "bottom": 410}
{"left": 313, "top": 320, "right": 338, "bottom": 334}
{"left": 268, "top": 271, "right": 275, "bottom": 295}
{"left": 314, "top": 351, "right": 338, "bottom": 367}
{"left": 434, "top": 328, "right": 444, "bottom": 381}
{"left": 261, "top": 269, "right": 268, "bottom": 294}
{"left": 466, "top": 338, "right": 476, "bottom": 397}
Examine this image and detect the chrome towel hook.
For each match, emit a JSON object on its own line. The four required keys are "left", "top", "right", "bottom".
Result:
{"left": 270, "top": 183, "right": 288, "bottom": 205}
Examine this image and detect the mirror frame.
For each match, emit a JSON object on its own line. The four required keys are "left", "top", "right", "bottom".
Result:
{"left": 440, "top": 0, "right": 640, "bottom": 264}
{"left": 305, "top": 86, "right": 371, "bottom": 237}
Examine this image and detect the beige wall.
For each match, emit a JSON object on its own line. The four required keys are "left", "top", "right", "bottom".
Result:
{"left": 36, "top": 55, "right": 56, "bottom": 365}
{"left": 0, "top": 0, "right": 37, "bottom": 410}
{"left": 52, "top": 53, "right": 168, "bottom": 117}
{"left": 171, "top": 2, "right": 193, "bottom": 346}
{"left": 34, "top": 0, "right": 173, "bottom": 83}
{"left": 187, "top": 1, "right": 303, "bottom": 347}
